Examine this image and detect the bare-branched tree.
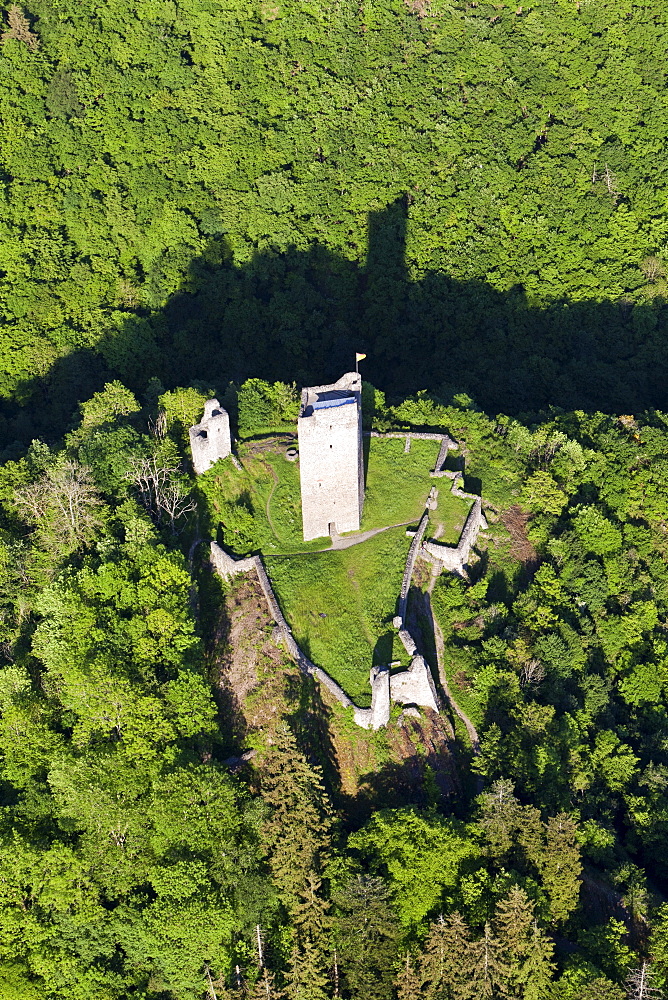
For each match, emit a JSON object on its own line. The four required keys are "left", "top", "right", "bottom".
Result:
{"left": 148, "top": 410, "right": 167, "bottom": 440}
{"left": 128, "top": 455, "right": 195, "bottom": 531}
{"left": 626, "top": 962, "right": 663, "bottom": 1000}
{"left": 520, "top": 657, "right": 545, "bottom": 688}
{"left": 641, "top": 256, "right": 666, "bottom": 283}
{"left": 15, "top": 461, "right": 102, "bottom": 549}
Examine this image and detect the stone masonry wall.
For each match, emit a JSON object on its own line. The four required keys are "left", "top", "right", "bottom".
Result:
{"left": 189, "top": 399, "right": 232, "bottom": 474}
{"left": 209, "top": 425, "right": 488, "bottom": 730}
{"left": 422, "top": 497, "right": 488, "bottom": 577}
{"left": 298, "top": 373, "right": 363, "bottom": 541}
{"left": 367, "top": 430, "right": 455, "bottom": 476}
{"left": 210, "top": 542, "right": 355, "bottom": 712}
{"left": 390, "top": 655, "right": 439, "bottom": 712}
{"left": 396, "top": 508, "right": 430, "bottom": 625}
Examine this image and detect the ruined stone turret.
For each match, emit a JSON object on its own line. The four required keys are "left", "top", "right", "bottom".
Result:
{"left": 189, "top": 399, "right": 231, "bottom": 474}
{"left": 297, "top": 372, "right": 364, "bottom": 541}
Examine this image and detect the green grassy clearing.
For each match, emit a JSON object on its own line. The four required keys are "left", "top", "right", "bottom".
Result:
{"left": 361, "top": 437, "right": 440, "bottom": 529}
{"left": 266, "top": 528, "right": 414, "bottom": 706}
{"left": 196, "top": 445, "right": 329, "bottom": 555}
{"left": 427, "top": 489, "right": 473, "bottom": 546}
{"left": 199, "top": 435, "right": 473, "bottom": 556}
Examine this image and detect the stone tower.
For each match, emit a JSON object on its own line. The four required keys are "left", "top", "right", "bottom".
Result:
{"left": 189, "top": 399, "right": 232, "bottom": 474}
{"left": 298, "top": 372, "right": 364, "bottom": 541}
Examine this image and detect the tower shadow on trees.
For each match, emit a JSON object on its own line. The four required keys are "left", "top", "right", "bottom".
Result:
{"left": 2, "top": 196, "right": 668, "bottom": 452}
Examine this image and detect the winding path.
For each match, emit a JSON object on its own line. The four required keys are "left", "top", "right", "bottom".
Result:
{"left": 261, "top": 460, "right": 280, "bottom": 541}
{"left": 267, "top": 520, "right": 419, "bottom": 557}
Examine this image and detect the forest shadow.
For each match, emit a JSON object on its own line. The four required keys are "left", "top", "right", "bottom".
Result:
{"left": 4, "top": 195, "right": 668, "bottom": 451}
{"left": 285, "top": 672, "right": 343, "bottom": 801}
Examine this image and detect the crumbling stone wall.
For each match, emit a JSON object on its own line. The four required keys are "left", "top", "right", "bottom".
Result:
{"left": 367, "top": 430, "right": 455, "bottom": 476}
{"left": 422, "top": 497, "right": 488, "bottom": 577}
{"left": 210, "top": 542, "right": 354, "bottom": 711}
{"left": 396, "top": 508, "right": 430, "bottom": 625}
{"left": 390, "top": 655, "right": 439, "bottom": 712}
{"left": 190, "top": 400, "right": 232, "bottom": 474}
{"left": 208, "top": 423, "right": 489, "bottom": 731}
{"left": 354, "top": 665, "right": 391, "bottom": 729}
{"left": 209, "top": 540, "right": 440, "bottom": 728}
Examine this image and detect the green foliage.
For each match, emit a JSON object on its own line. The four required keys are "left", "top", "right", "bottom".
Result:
{"left": 237, "top": 380, "right": 299, "bottom": 438}
{"left": 331, "top": 876, "right": 399, "bottom": 1000}
{"left": 5, "top": 0, "right": 668, "bottom": 445}
{"left": 3, "top": 356, "right": 668, "bottom": 995}
{"left": 46, "top": 68, "right": 83, "bottom": 119}
{"left": 349, "top": 809, "right": 476, "bottom": 928}
{"left": 572, "top": 506, "right": 623, "bottom": 557}
{"left": 159, "top": 386, "right": 213, "bottom": 450}
{"left": 520, "top": 472, "right": 568, "bottom": 517}
{"left": 0, "top": 523, "right": 261, "bottom": 997}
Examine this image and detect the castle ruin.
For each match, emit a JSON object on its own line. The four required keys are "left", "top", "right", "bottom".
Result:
{"left": 189, "top": 399, "right": 232, "bottom": 474}
{"left": 207, "top": 404, "right": 489, "bottom": 731}
{"left": 298, "top": 372, "right": 364, "bottom": 541}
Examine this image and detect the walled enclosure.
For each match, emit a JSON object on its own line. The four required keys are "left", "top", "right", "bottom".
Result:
{"left": 423, "top": 498, "right": 488, "bottom": 577}
{"left": 208, "top": 427, "right": 488, "bottom": 730}
{"left": 189, "top": 399, "right": 232, "bottom": 474}
{"left": 298, "top": 372, "right": 364, "bottom": 541}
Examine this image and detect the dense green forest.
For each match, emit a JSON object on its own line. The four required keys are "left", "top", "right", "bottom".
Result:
{"left": 2, "top": 0, "right": 668, "bottom": 447}
{"left": 4, "top": 0, "right": 668, "bottom": 996}
{"left": 0, "top": 378, "right": 668, "bottom": 999}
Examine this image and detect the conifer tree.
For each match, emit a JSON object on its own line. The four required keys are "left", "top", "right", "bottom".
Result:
{"left": 260, "top": 724, "right": 333, "bottom": 913}
{"left": 539, "top": 814, "right": 582, "bottom": 925}
{"left": 261, "top": 727, "right": 334, "bottom": 1000}
{"left": 249, "top": 969, "right": 285, "bottom": 1000}
{"left": 284, "top": 937, "right": 330, "bottom": 1000}
{"left": 493, "top": 887, "right": 554, "bottom": 1000}
{"left": 419, "top": 912, "right": 476, "bottom": 1000}
{"left": 332, "top": 874, "right": 398, "bottom": 1000}
{"left": 578, "top": 978, "right": 625, "bottom": 1000}
{"left": 284, "top": 874, "right": 331, "bottom": 1000}
{"left": 395, "top": 952, "right": 424, "bottom": 1000}
{"left": 469, "top": 922, "right": 504, "bottom": 999}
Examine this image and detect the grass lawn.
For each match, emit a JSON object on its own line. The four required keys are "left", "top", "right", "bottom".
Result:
{"left": 197, "top": 443, "right": 328, "bottom": 555}
{"left": 200, "top": 435, "right": 472, "bottom": 556}
{"left": 427, "top": 490, "right": 473, "bottom": 545}
{"left": 265, "top": 528, "right": 414, "bottom": 706}
{"left": 362, "top": 437, "right": 440, "bottom": 529}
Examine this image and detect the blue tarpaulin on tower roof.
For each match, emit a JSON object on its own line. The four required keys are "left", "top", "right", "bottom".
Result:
{"left": 313, "top": 396, "right": 355, "bottom": 411}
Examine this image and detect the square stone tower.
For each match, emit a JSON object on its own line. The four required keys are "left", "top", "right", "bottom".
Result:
{"left": 189, "top": 399, "right": 232, "bottom": 474}
{"left": 298, "top": 372, "right": 364, "bottom": 541}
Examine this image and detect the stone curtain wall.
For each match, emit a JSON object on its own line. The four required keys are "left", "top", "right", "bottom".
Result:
{"left": 367, "top": 431, "right": 455, "bottom": 476}
{"left": 210, "top": 542, "right": 356, "bottom": 713}
{"left": 209, "top": 540, "right": 438, "bottom": 728}
{"left": 209, "top": 428, "right": 487, "bottom": 730}
{"left": 422, "top": 498, "right": 488, "bottom": 577}
{"left": 396, "top": 508, "right": 430, "bottom": 624}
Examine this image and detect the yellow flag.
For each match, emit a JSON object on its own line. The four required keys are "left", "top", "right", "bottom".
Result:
{"left": 355, "top": 352, "right": 367, "bottom": 362}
